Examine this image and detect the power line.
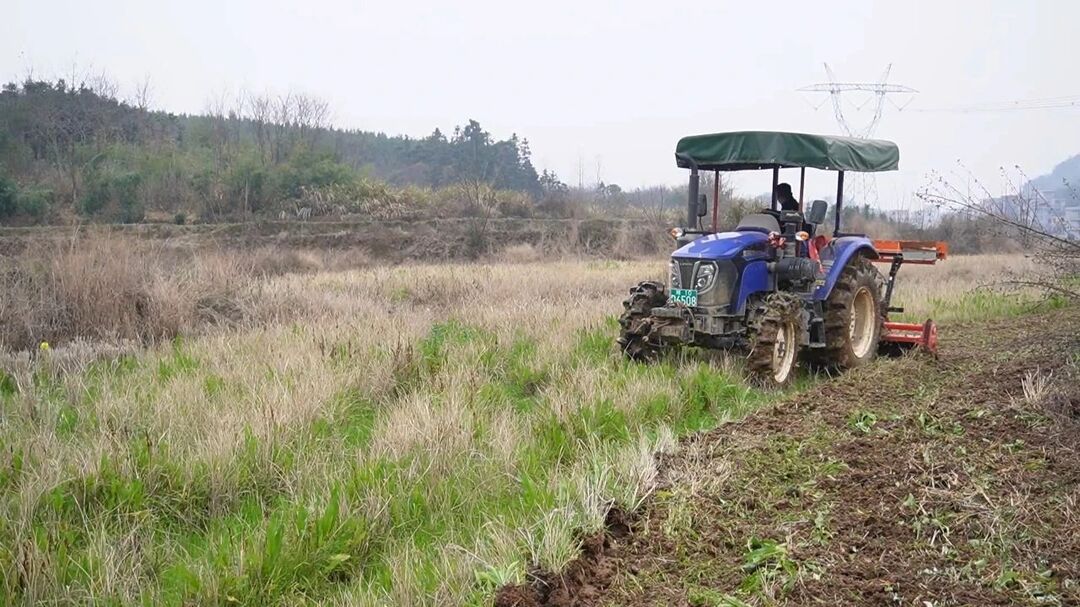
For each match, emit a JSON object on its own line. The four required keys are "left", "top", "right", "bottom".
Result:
{"left": 909, "top": 95, "right": 1080, "bottom": 113}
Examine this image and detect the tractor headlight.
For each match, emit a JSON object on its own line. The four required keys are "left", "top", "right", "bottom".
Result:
{"left": 669, "top": 259, "right": 681, "bottom": 288}
{"left": 694, "top": 262, "right": 717, "bottom": 293}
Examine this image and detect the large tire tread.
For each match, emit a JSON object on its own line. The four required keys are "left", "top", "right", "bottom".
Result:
{"left": 617, "top": 281, "right": 668, "bottom": 361}
{"left": 809, "top": 256, "right": 885, "bottom": 369}
{"left": 746, "top": 292, "right": 803, "bottom": 387}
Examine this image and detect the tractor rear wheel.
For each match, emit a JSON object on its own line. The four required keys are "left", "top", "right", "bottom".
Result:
{"left": 618, "top": 281, "right": 668, "bottom": 361}
{"left": 812, "top": 256, "right": 885, "bottom": 369}
{"left": 746, "top": 292, "right": 803, "bottom": 387}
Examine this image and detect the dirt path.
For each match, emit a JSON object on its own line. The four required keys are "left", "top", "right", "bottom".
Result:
{"left": 497, "top": 306, "right": 1080, "bottom": 607}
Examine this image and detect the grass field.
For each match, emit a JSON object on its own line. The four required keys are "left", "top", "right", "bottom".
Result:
{"left": 0, "top": 246, "right": 1063, "bottom": 605}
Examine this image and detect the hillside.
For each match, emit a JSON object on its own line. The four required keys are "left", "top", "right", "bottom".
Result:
{"left": 1028, "top": 154, "right": 1080, "bottom": 193}
{"left": 0, "top": 79, "right": 548, "bottom": 225}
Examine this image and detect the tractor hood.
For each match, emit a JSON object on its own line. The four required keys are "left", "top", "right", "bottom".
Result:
{"left": 672, "top": 231, "right": 768, "bottom": 260}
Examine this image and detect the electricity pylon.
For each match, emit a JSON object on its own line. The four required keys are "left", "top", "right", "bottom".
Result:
{"left": 799, "top": 64, "right": 917, "bottom": 205}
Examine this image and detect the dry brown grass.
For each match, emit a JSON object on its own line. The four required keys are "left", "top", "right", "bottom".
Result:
{"left": 0, "top": 227, "right": 670, "bottom": 352}
{"left": 0, "top": 236, "right": 248, "bottom": 350}
{"left": 0, "top": 235, "right": 388, "bottom": 351}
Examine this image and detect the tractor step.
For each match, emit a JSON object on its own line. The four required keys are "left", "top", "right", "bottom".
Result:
{"left": 888, "top": 306, "right": 904, "bottom": 313}
{"left": 882, "top": 319, "right": 938, "bottom": 355}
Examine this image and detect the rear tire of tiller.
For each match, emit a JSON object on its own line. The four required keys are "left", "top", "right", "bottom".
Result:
{"left": 811, "top": 256, "right": 885, "bottom": 369}
{"left": 618, "top": 281, "right": 668, "bottom": 361}
{"left": 747, "top": 292, "right": 803, "bottom": 387}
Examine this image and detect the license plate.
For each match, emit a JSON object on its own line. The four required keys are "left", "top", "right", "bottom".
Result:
{"left": 670, "top": 288, "right": 698, "bottom": 307}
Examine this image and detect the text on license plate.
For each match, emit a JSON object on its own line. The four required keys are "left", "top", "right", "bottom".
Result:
{"left": 670, "top": 288, "right": 698, "bottom": 307}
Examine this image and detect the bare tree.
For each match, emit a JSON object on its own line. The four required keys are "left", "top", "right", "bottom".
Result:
{"left": 203, "top": 88, "right": 240, "bottom": 161}
{"left": 271, "top": 92, "right": 293, "bottom": 163}
{"left": 292, "top": 92, "right": 330, "bottom": 148}
{"left": 85, "top": 69, "right": 119, "bottom": 100}
{"left": 229, "top": 89, "right": 334, "bottom": 164}
{"left": 130, "top": 74, "right": 153, "bottom": 110}
{"left": 241, "top": 90, "right": 273, "bottom": 163}
{"left": 918, "top": 164, "right": 1079, "bottom": 299}
{"left": 207, "top": 99, "right": 228, "bottom": 157}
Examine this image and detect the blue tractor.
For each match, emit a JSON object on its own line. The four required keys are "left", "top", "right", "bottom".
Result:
{"left": 618, "top": 131, "right": 947, "bottom": 386}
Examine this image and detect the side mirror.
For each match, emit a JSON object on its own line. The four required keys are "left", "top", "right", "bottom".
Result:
{"left": 807, "top": 199, "right": 828, "bottom": 224}
{"left": 696, "top": 193, "right": 708, "bottom": 218}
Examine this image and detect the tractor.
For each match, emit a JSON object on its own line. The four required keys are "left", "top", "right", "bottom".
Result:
{"left": 618, "top": 131, "right": 948, "bottom": 386}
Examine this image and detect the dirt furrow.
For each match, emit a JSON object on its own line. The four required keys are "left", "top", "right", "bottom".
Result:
{"left": 497, "top": 306, "right": 1080, "bottom": 607}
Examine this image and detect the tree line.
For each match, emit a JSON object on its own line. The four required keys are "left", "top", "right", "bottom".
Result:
{"left": 1, "top": 73, "right": 1066, "bottom": 264}
{"left": 0, "top": 77, "right": 549, "bottom": 224}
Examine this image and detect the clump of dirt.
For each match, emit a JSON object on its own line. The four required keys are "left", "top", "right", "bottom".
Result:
{"left": 494, "top": 510, "right": 632, "bottom": 607}
{"left": 492, "top": 585, "right": 540, "bottom": 607}
{"left": 498, "top": 306, "right": 1080, "bottom": 606}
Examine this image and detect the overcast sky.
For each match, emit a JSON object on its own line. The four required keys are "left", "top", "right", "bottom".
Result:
{"left": 4, "top": 0, "right": 1078, "bottom": 206}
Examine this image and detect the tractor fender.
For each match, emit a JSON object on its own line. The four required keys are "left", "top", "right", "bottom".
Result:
{"left": 733, "top": 259, "right": 771, "bottom": 315}
{"left": 813, "top": 236, "right": 878, "bottom": 301}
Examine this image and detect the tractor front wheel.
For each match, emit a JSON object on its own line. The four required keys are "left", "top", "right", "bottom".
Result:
{"left": 618, "top": 281, "right": 668, "bottom": 361}
{"left": 747, "top": 292, "right": 803, "bottom": 387}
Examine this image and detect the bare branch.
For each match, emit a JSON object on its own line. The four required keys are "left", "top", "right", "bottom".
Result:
{"left": 129, "top": 74, "right": 153, "bottom": 110}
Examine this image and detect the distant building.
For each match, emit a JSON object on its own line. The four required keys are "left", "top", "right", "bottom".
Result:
{"left": 990, "top": 187, "right": 1079, "bottom": 239}
{"left": 1041, "top": 187, "right": 1080, "bottom": 238}
{"left": 1063, "top": 206, "right": 1080, "bottom": 239}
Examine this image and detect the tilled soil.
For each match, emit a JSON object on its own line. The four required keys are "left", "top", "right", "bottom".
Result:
{"left": 496, "top": 306, "right": 1080, "bottom": 607}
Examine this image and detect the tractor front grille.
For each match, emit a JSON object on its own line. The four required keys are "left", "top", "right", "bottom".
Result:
{"left": 674, "top": 259, "right": 736, "bottom": 307}
{"left": 675, "top": 260, "right": 696, "bottom": 289}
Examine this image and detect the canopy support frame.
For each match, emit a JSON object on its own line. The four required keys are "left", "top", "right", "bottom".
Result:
{"left": 835, "top": 170, "right": 845, "bottom": 234}
{"left": 711, "top": 170, "right": 720, "bottom": 232}
{"left": 770, "top": 166, "right": 780, "bottom": 211}
{"left": 798, "top": 167, "right": 806, "bottom": 212}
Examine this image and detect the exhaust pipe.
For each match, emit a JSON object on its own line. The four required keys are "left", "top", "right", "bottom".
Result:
{"left": 676, "top": 153, "right": 699, "bottom": 229}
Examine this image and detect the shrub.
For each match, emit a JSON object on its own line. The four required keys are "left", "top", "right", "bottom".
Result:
{"left": 0, "top": 174, "right": 16, "bottom": 218}
{"left": 17, "top": 187, "right": 53, "bottom": 221}
{"left": 246, "top": 247, "right": 325, "bottom": 276}
{"left": 0, "top": 235, "right": 251, "bottom": 351}
{"left": 276, "top": 152, "right": 355, "bottom": 200}
{"left": 496, "top": 243, "right": 543, "bottom": 263}
{"left": 113, "top": 171, "right": 145, "bottom": 223}
{"left": 79, "top": 169, "right": 144, "bottom": 222}
{"left": 225, "top": 154, "right": 271, "bottom": 213}
{"left": 576, "top": 219, "right": 617, "bottom": 252}
{"left": 495, "top": 190, "right": 534, "bottom": 218}
{"left": 80, "top": 171, "right": 112, "bottom": 216}
{"left": 611, "top": 224, "right": 671, "bottom": 259}
{"left": 464, "top": 219, "right": 490, "bottom": 259}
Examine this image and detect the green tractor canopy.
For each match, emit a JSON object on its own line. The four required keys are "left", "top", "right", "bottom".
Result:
{"left": 675, "top": 130, "right": 899, "bottom": 172}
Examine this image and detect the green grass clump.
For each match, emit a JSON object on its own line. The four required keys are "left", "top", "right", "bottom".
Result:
{"left": 908, "top": 290, "right": 1068, "bottom": 324}
{"left": 0, "top": 370, "right": 17, "bottom": 399}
